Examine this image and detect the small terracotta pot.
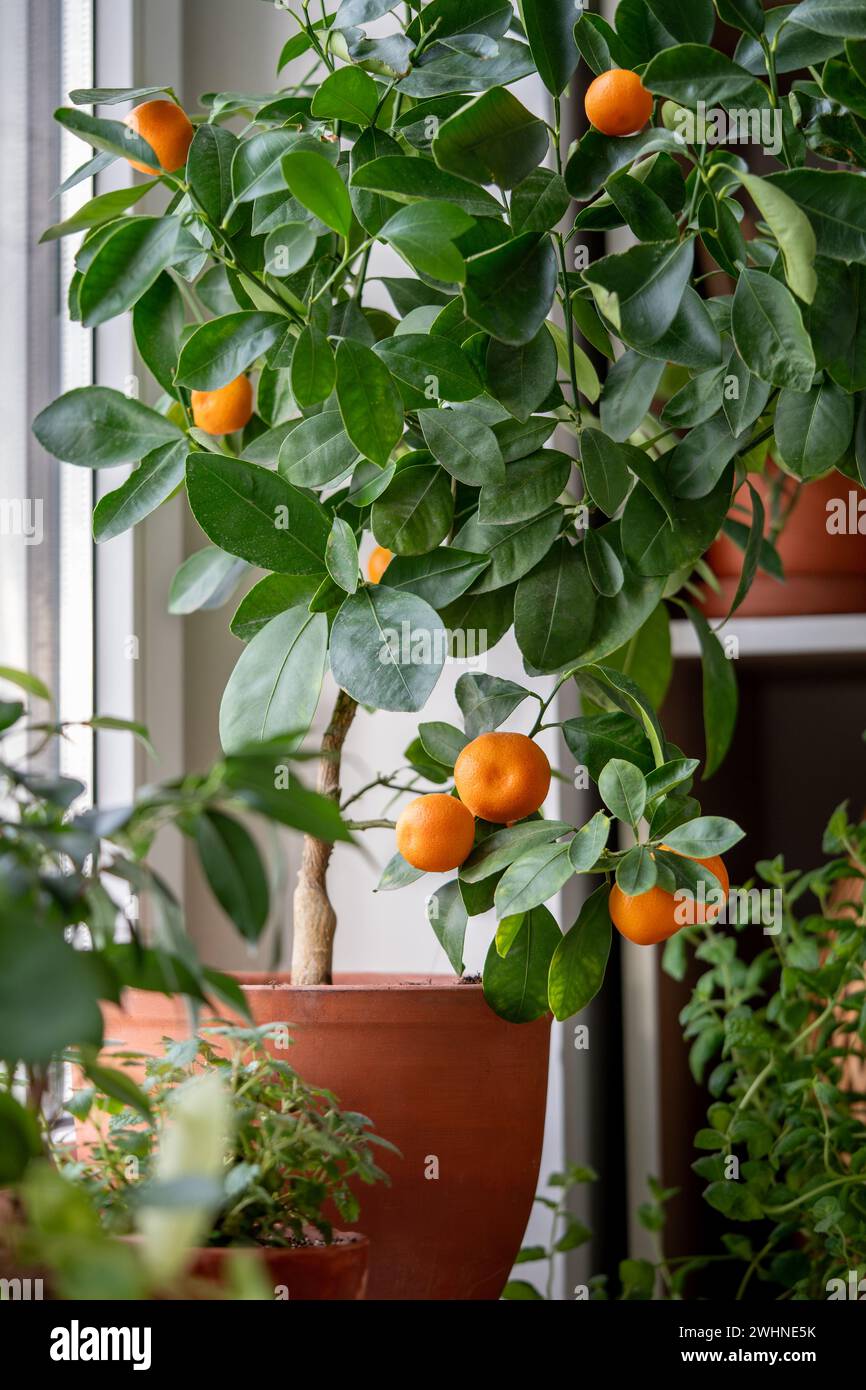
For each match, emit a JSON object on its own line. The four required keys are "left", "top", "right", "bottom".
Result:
{"left": 94, "top": 974, "right": 552, "bottom": 1301}
{"left": 117, "top": 1230, "right": 368, "bottom": 1300}
{"left": 702, "top": 469, "right": 866, "bottom": 618}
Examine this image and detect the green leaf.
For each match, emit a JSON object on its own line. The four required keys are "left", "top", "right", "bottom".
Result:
{"left": 326, "top": 517, "right": 360, "bottom": 594}
{"left": 462, "top": 821, "right": 572, "bottom": 884}
{"left": 330, "top": 586, "right": 447, "bottom": 711}
{"left": 598, "top": 757, "right": 647, "bottom": 826}
{"left": 77, "top": 216, "right": 188, "bottom": 327}
{"left": 584, "top": 528, "right": 625, "bottom": 597}
{"left": 185, "top": 453, "right": 330, "bottom": 573}
{"left": 418, "top": 409, "right": 505, "bottom": 486}
{"left": 565, "top": 128, "right": 682, "bottom": 202}
{"left": 385, "top": 548, "right": 490, "bottom": 607}
{"left": 548, "top": 885, "right": 612, "bottom": 1021}
{"left": 663, "top": 815, "right": 744, "bottom": 856}
{"left": 679, "top": 600, "right": 738, "bottom": 778}
{"left": 600, "top": 351, "right": 666, "bottom": 442}
{"left": 187, "top": 123, "right": 237, "bottom": 224}
{"left": 291, "top": 325, "right": 336, "bottom": 407}
{"left": 53, "top": 106, "right": 157, "bottom": 165}
{"left": 715, "top": 0, "right": 765, "bottom": 40}
{"left": 169, "top": 547, "right": 246, "bottom": 614}
{"left": 616, "top": 844, "right": 658, "bottom": 894}
{"left": 494, "top": 840, "right": 572, "bottom": 918}
{"left": 563, "top": 712, "right": 653, "bottom": 781}
{"left": 646, "top": 0, "right": 714, "bottom": 42}
{"left": 583, "top": 238, "right": 694, "bottom": 346}
{"left": 485, "top": 327, "right": 557, "bottom": 422}
{"left": 374, "top": 334, "right": 482, "bottom": 410}
{"left": 418, "top": 721, "right": 469, "bottom": 768}
{"left": 515, "top": 539, "right": 597, "bottom": 673}
{"left": 379, "top": 200, "right": 473, "bottom": 282}
{"left": 176, "top": 311, "right": 287, "bottom": 390}
{"left": 569, "top": 811, "right": 611, "bottom": 872}
{"left": 432, "top": 86, "right": 549, "bottom": 188}
{"left": 350, "top": 154, "right": 502, "bottom": 216}
{"left": 462, "top": 233, "right": 558, "bottom": 346}
{"left": 731, "top": 269, "right": 815, "bottom": 392}
{"left": 510, "top": 168, "right": 570, "bottom": 234}
{"left": 0, "top": 923, "right": 105, "bottom": 1062}
{"left": 452, "top": 507, "right": 563, "bottom": 593}
{"left": 195, "top": 810, "right": 270, "bottom": 942}
{"left": 230, "top": 575, "right": 319, "bottom": 641}
{"left": 93, "top": 440, "right": 187, "bottom": 542}
{"left": 579, "top": 428, "right": 637, "bottom": 515}
{"left": 219, "top": 607, "right": 327, "bottom": 752}
{"left": 774, "top": 380, "right": 854, "bottom": 479}
{"left": 280, "top": 411, "right": 359, "bottom": 487}
{"left": 736, "top": 171, "right": 817, "bottom": 304}
{"left": 788, "top": 0, "right": 866, "bottom": 37}
{"left": 642, "top": 42, "right": 769, "bottom": 107}
{"left": 263, "top": 222, "right": 317, "bottom": 277}
{"left": 310, "top": 65, "right": 379, "bottom": 124}
{"left": 335, "top": 338, "right": 404, "bottom": 466}
{"left": 605, "top": 168, "right": 679, "bottom": 243}
{"left": 426, "top": 880, "right": 467, "bottom": 974}
{"left": 40, "top": 180, "right": 156, "bottom": 242}
{"left": 478, "top": 450, "right": 572, "bottom": 526}
{"left": 667, "top": 416, "right": 744, "bottom": 500}
{"left": 133, "top": 272, "right": 185, "bottom": 397}
{"left": 33, "top": 386, "right": 182, "bottom": 467}
{"left": 371, "top": 463, "right": 453, "bottom": 553}
{"left": 282, "top": 150, "right": 353, "bottom": 238}
{"left": 229, "top": 130, "right": 298, "bottom": 209}
{"left": 398, "top": 37, "right": 535, "bottom": 98}
{"left": 765, "top": 170, "right": 866, "bottom": 264}
{"left": 518, "top": 0, "right": 580, "bottom": 95}
{"left": 456, "top": 672, "right": 532, "bottom": 737}
{"left": 482, "top": 904, "right": 561, "bottom": 1022}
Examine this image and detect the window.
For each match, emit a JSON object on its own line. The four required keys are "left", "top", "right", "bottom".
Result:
{"left": 0, "top": 0, "right": 94, "bottom": 789}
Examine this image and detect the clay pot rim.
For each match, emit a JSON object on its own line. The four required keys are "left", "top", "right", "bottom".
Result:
{"left": 119, "top": 1229, "right": 369, "bottom": 1258}
{"left": 231, "top": 972, "right": 482, "bottom": 994}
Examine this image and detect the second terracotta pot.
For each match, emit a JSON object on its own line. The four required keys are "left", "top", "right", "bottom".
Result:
{"left": 703, "top": 469, "right": 866, "bottom": 618}
{"left": 97, "top": 974, "right": 551, "bottom": 1301}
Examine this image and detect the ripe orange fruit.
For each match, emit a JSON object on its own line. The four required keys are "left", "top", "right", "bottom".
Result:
{"left": 453, "top": 732, "right": 551, "bottom": 825}
{"left": 124, "top": 99, "right": 194, "bottom": 175}
{"left": 610, "top": 852, "right": 730, "bottom": 947}
{"left": 396, "top": 793, "right": 475, "bottom": 872}
{"left": 191, "top": 377, "right": 254, "bottom": 435}
{"left": 367, "top": 545, "right": 392, "bottom": 584}
{"left": 584, "top": 69, "right": 654, "bottom": 138}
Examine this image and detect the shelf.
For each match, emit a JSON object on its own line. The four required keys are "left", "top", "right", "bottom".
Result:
{"left": 670, "top": 613, "right": 866, "bottom": 659}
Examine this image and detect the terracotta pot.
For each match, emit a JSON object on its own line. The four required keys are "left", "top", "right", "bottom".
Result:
{"left": 702, "top": 469, "right": 866, "bottom": 617}
{"left": 95, "top": 974, "right": 551, "bottom": 1301}
{"left": 117, "top": 1229, "right": 368, "bottom": 1300}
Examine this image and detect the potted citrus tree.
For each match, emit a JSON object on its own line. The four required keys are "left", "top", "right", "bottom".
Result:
{"left": 32, "top": 0, "right": 862, "bottom": 1296}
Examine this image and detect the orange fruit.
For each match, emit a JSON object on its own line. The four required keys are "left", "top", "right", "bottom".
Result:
{"left": 453, "top": 732, "right": 551, "bottom": 825}
{"left": 610, "top": 852, "right": 729, "bottom": 947}
{"left": 367, "top": 545, "right": 393, "bottom": 584}
{"left": 191, "top": 377, "right": 254, "bottom": 435}
{"left": 124, "top": 99, "right": 194, "bottom": 175}
{"left": 584, "top": 69, "right": 654, "bottom": 138}
{"left": 396, "top": 793, "right": 475, "bottom": 872}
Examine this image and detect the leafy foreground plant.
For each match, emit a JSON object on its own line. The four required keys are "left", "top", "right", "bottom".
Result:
{"left": 0, "top": 666, "right": 347, "bottom": 1187}
{"left": 511, "top": 799, "right": 866, "bottom": 1301}
{"left": 67, "top": 1025, "right": 392, "bottom": 1249}
{"left": 32, "top": 0, "right": 864, "bottom": 1001}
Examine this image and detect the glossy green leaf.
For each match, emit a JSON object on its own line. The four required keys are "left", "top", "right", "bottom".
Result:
{"left": 330, "top": 585, "right": 447, "bottom": 711}
{"left": 646, "top": 0, "right": 714, "bottom": 43}
{"left": 263, "top": 222, "right": 317, "bottom": 276}
{"left": 765, "top": 170, "right": 866, "bottom": 264}
{"left": 374, "top": 334, "right": 482, "bottom": 409}
{"left": 311, "top": 65, "right": 379, "bottom": 124}
{"left": 453, "top": 507, "right": 563, "bottom": 592}
{"left": 462, "top": 821, "right": 572, "bottom": 884}
{"left": 788, "top": 0, "right": 866, "bottom": 37}
{"left": 426, "top": 880, "right": 468, "bottom": 975}
{"left": 229, "top": 130, "right": 298, "bottom": 208}
{"left": 93, "top": 439, "right": 187, "bottom": 542}
{"left": 579, "top": 428, "right": 637, "bottom": 515}
{"left": 219, "top": 607, "right": 327, "bottom": 752}
{"left": 515, "top": 539, "right": 597, "bottom": 673}
{"left": 335, "top": 338, "right": 404, "bottom": 466}
{"left": 642, "top": 43, "right": 769, "bottom": 107}
{"left": 385, "top": 548, "right": 490, "bottom": 607}
{"left": 168, "top": 547, "right": 247, "bottom": 615}
{"left": 282, "top": 150, "right": 353, "bottom": 238}
{"left": 418, "top": 409, "right": 505, "bottom": 486}
{"left": 78, "top": 216, "right": 188, "bottom": 327}
{"left": 230, "top": 575, "right": 320, "bottom": 640}
{"left": 518, "top": 0, "right": 580, "bottom": 95}
{"left": 456, "top": 671, "right": 532, "bottom": 737}
{"left": 774, "top": 380, "right": 854, "bottom": 479}
{"left": 371, "top": 463, "right": 453, "bottom": 554}
{"left": 463, "top": 233, "right": 558, "bottom": 346}
{"left": 478, "top": 450, "right": 572, "bottom": 525}
{"left": 510, "top": 168, "right": 570, "bottom": 233}
{"left": 187, "top": 123, "right": 237, "bottom": 224}
{"left": 679, "top": 599, "right": 738, "bottom": 778}
{"left": 731, "top": 269, "right": 816, "bottom": 392}
{"left": 33, "top": 386, "right": 183, "bottom": 467}
{"left": 736, "top": 171, "right": 817, "bottom": 304}
{"left": 279, "top": 411, "right": 358, "bottom": 487}
{"left": 195, "top": 810, "right": 269, "bottom": 942}
{"left": 482, "top": 904, "right": 561, "bottom": 1022}
{"left": 432, "top": 86, "right": 549, "bottom": 188}
{"left": 54, "top": 106, "right": 157, "bottom": 166}
{"left": 485, "top": 327, "right": 557, "bottom": 422}
{"left": 598, "top": 757, "right": 647, "bottom": 826}
{"left": 133, "top": 273, "right": 185, "bottom": 397}
{"left": 176, "top": 311, "right": 287, "bottom": 390}
{"left": 185, "top": 453, "right": 330, "bottom": 573}
{"left": 583, "top": 238, "right": 693, "bottom": 346}
{"left": 326, "top": 517, "right": 360, "bottom": 594}
{"left": 40, "top": 180, "right": 156, "bottom": 242}
{"left": 379, "top": 200, "right": 473, "bottom": 282}
{"left": 494, "top": 841, "right": 573, "bottom": 918}
{"left": 663, "top": 815, "right": 744, "bottom": 856}
{"left": 291, "top": 325, "right": 336, "bottom": 407}
{"left": 547, "top": 885, "right": 612, "bottom": 1021}
{"left": 568, "top": 812, "right": 611, "bottom": 872}
{"left": 350, "top": 154, "right": 502, "bottom": 216}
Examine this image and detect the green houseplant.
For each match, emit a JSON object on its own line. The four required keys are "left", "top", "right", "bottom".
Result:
{"left": 63, "top": 1024, "right": 390, "bottom": 1299}
{"left": 30, "top": 0, "right": 866, "bottom": 1296}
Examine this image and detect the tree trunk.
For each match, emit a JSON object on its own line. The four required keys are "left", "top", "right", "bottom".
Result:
{"left": 290, "top": 688, "right": 357, "bottom": 984}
